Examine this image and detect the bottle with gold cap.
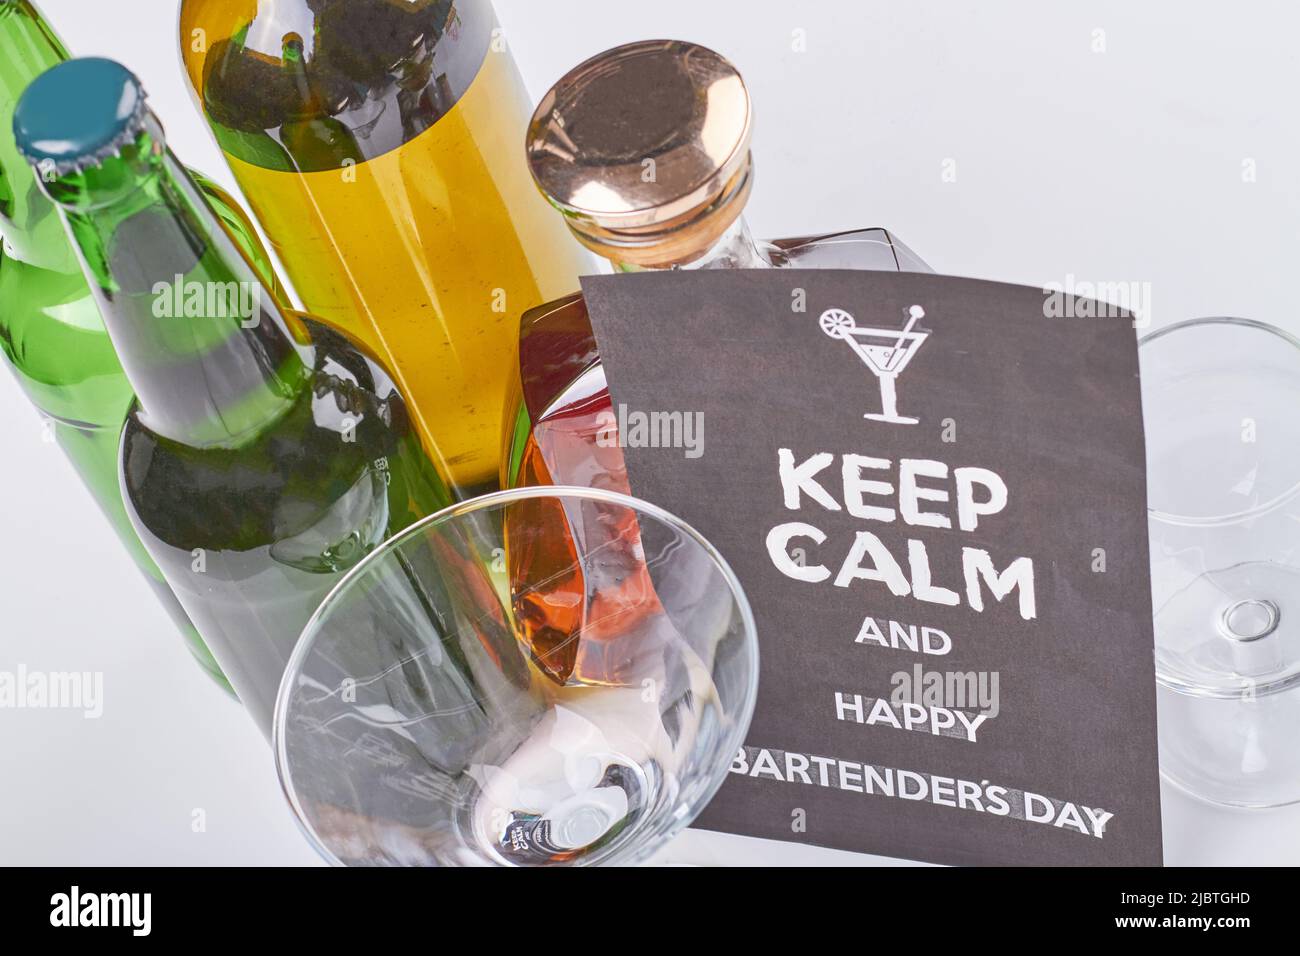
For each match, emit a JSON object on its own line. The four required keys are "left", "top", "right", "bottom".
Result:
{"left": 504, "top": 40, "right": 928, "bottom": 687}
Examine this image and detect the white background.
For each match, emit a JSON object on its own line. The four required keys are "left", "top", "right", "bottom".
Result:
{"left": 1, "top": 0, "right": 1297, "bottom": 865}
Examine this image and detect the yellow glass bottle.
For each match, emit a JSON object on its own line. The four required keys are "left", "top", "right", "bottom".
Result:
{"left": 177, "top": 0, "right": 588, "bottom": 494}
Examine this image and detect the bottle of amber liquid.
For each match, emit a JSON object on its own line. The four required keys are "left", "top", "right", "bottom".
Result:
{"left": 178, "top": 0, "right": 590, "bottom": 496}
{"left": 505, "top": 40, "right": 929, "bottom": 687}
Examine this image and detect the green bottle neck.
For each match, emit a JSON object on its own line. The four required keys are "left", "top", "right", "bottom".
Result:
{"left": 43, "top": 119, "right": 312, "bottom": 449}
{"left": 0, "top": 2, "right": 68, "bottom": 113}
{"left": 0, "top": 0, "right": 79, "bottom": 272}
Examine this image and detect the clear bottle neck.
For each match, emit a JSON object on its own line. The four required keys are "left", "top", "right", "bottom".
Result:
{"left": 614, "top": 214, "right": 780, "bottom": 274}
{"left": 40, "top": 120, "right": 310, "bottom": 448}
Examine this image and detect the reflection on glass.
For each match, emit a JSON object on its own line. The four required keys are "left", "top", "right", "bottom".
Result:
{"left": 276, "top": 487, "right": 758, "bottom": 866}
{"left": 1143, "top": 317, "right": 1300, "bottom": 807}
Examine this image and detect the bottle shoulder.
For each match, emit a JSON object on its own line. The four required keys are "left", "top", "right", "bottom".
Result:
{"left": 518, "top": 292, "right": 597, "bottom": 424}
{"left": 181, "top": 0, "right": 499, "bottom": 172}
{"left": 120, "top": 318, "right": 429, "bottom": 552}
{"left": 517, "top": 228, "right": 930, "bottom": 425}
{"left": 123, "top": 318, "right": 404, "bottom": 450}
{"left": 770, "top": 227, "right": 931, "bottom": 273}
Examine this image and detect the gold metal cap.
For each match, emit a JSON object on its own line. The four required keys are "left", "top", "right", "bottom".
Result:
{"left": 526, "top": 39, "right": 753, "bottom": 267}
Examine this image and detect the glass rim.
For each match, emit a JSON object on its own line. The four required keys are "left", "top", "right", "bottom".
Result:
{"left": 1140, "top": 315, "right": 1300, "bottom": 527}
{"left": 271, "top": 484, "right": 761, "bottom": 867}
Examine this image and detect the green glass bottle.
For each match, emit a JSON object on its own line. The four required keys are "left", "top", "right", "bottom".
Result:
{"left": 0, "top": 0, "right": 284, "bottom": 689}
{"left": 15, "top": 57, "right": 453, "bottom": 734}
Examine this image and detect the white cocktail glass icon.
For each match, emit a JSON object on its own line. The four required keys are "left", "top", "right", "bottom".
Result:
{"left": 820, "top": 306, "right": 929, "bottom": 424}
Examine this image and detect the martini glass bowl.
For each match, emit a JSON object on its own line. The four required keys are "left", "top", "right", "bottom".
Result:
{"left": 273, "top": 486, "right": 758, "bottom": 865}
{"left": 1142, "top": 317, "right": 1300, "bottom": 807}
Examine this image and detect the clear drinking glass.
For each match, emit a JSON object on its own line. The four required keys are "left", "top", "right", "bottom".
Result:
{"left": 1142, "top": 317, "right": 1300, "bottom": 806}
{"left": 274, "top": 487, "right": 758, "bottom": 865}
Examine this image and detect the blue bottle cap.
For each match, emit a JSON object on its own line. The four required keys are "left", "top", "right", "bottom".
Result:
{"left": 12, "top": 57, "right": 150, "bottom": 175}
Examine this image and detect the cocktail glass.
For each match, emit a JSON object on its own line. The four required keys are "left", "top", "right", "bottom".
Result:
{"left": 1143, "top": 317, "right": 1300, "bottom": 806}
{"left": 273, "top": 486, "right": 759, "bottom": 865}
{"left": 820, "top": 307, "right": 929, "bottom": 424}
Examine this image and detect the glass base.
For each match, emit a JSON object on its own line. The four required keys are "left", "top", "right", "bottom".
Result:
{"left": 460, "top": 693, "right": 673, "bottom": 865}
{"left": 1157, "top": 684, "right": 1300, "bottom": 808}
{"left": 1155, "top": 562, "right": 1300, "bottom": 697}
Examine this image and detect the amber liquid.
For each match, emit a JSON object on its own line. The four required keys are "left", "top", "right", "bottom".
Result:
{"left": 507, "top": 445, "right": 669, "bottom": 688}
{"left": 506, "top": 228, "right": 930, "bottom": 686}
{"left": 505, "top": 294, "right": 667, "bottom": 687}
{"left": 180, "top": 2, "right": 587, "bottom": 493}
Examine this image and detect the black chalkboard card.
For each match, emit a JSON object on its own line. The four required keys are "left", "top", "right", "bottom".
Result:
{"left": 581, "top": 269, "right": 1161, "bottom": 867}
